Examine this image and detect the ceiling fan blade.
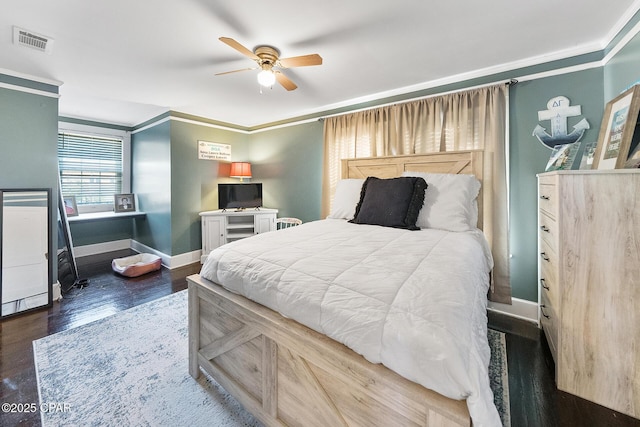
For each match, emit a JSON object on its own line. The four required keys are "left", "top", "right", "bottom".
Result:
{"left": 278, "top": 54, "right": 322, "bottom": 68}
{"left": 219, "top": 37, "right": 259, "bottom": 61}
{"left": 214, "top": 67, "right": 256, "bottom": 76}
{"left": 275, "top": 71, "right": 297, "bottom": 91}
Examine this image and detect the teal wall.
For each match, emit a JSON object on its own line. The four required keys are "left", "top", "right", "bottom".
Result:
{"left": 131, "top": 118, "right": 250, "bottom": 256}
{"left": 69, "top": 218, "right": 135, "bottom": 247}
{"left": 603, "top": 23, "right": 640, "bottom": 168}
{"left": 168, "top": 120, "right": 249, "bottom": 255}
{"left": 0, "top": 88, "right": 59, "bottom": 191}
{"left": 604, "top": 8, "right": 640, "bottom": 99}
{"left": 508, "top": 68, "right": 605, "bottom": 301}
{"left": 604, "top": 27, "right": 640, "bottom": 99}
{"left": 250, "top": 121, "right": 324, "bottom": 222}
{"left": 131, "top": 120, "right": 172, "bottom": 254}
{"left": 129, "top": 118, "right": 322, "bottom": 255}
{"left": 0, "top": 84, "right": 59, "bottom": 279}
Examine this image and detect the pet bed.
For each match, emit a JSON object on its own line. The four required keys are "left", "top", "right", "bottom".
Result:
{"left": 112, "top": 253, "right": 162, "bottom": 277}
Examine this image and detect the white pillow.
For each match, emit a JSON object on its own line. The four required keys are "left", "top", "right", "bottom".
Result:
{"left": 401, "top": 172, "right": 480, "bottom": 231}
{"left": 327, "top": 179, "right": 365, "bottom": 220}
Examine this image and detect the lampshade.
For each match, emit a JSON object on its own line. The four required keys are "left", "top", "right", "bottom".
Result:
{"left": 230, "top": 162, "right": 252, "bottom": 181}
{"left": 257, "top": 69, "right": 276, "bottom": 87}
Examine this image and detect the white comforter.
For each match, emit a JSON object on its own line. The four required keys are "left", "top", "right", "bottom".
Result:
{"left": 200, "top": 219, "right": 501, "bottom": 426}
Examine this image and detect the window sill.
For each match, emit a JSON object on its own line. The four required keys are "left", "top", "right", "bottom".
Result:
{"left": 67, "top": 211, "right": 146, "bottom": 223}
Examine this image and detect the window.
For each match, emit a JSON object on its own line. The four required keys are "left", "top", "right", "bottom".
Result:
{"left": 58, "top": 124, "right": 130, "bottom": 213}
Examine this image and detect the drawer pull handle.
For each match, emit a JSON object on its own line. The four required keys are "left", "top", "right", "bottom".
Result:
{"left": 540, "top": 304, "right": 550, "bottom": 319}
{"left": 540, "top": 225, "right": 550, "bottom": 233}
{"left": 540, "top": 195, "right": 550, "bottom": 201}
{"left": 540, "top": 252, "right": 550, "bottom": 262}
{"left": 540, "top": 278, "right": 550, "bottom": 290}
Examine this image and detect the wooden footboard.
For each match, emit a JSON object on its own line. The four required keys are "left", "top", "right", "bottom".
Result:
{"left": 188, "top": 274, "right": 471, "bottom": 427}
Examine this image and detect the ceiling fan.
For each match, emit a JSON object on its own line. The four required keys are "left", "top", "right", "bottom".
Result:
{"left": 215, "top": 37, "right": 322, "bottom": 91}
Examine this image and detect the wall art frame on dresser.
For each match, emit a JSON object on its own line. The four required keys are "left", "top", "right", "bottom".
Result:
{"left": 592, "top": 85, "right": 640, "bottom": 169}
{"left": 1, "top": 188, "right": 53, "bottom": 318}
{"left": 624, "top": 135, "right": 640, "bottom": 169}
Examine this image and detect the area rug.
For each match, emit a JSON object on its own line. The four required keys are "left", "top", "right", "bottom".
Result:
{"left": 34, "top": 290, "right": 510, "bottom": 426}
{"left": 488, "top": 325, "right": 511, "bottom": 427}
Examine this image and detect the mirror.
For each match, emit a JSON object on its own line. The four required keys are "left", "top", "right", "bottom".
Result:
{"left": 1, "top": 189, "right": 52, "bottom": 317}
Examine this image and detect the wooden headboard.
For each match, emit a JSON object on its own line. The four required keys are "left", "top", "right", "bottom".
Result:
{"left": 341, "top": 150, "right": 485, "bottom": 228}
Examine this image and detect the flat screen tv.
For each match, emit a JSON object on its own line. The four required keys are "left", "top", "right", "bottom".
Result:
{"left": 218, "top": 183, "right": 263, "bottom": 210}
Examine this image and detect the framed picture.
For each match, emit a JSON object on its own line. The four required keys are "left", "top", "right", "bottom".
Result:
{"left": 593, "top": 85, "right": 640, "bottom": 169}
{"left": 578, "top": 141, "right": 598, "bottom": 169}
{"left": 114, "top": 194, "right": 135, "bottom": 213}
{"left": 62, "top": 195, "right": 78, "bottom": 217}
{"left": 545, "top": 141, "right": 582, "bottom": 171}
{"left": 625, "top": 140, "right": 640, "bottom": 168}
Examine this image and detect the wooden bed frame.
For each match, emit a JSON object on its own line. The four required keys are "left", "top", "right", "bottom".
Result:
{"left": 188, "top": 150, "right": 486, "bottom": 427}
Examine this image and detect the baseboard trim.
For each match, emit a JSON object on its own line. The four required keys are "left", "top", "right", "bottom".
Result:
{"left": 53, "top": 281, "right": 61, "bottom": 302}
{"left": 73, "top": 239, "right": 132, "bottom": 258}
{"left": 129, "top": 240, "right": 201, "bottom": 269}
{"left": 169, "top": 249, "right": 202, "bottom": 269}
{"left": 488, "top": 297, "right": 539, "bottom": 325}
{"left": 73, "top": 240, "right": 201, "bottom": 270}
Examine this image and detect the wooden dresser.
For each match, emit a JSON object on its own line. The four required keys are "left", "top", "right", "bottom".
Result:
{"left": 537, "top": 170, "right": 639, "bottom": 419}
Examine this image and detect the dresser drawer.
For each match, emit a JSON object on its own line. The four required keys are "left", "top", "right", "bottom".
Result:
{"left": 540, "top": 253, "right": 559, "bottom": 309}
{"left": 539, "top": 238, "right": 557, "bottom": 273}
{"left": 540, "top": 290, "right": 558, "bottom": 363}
{"left": 539, "top": 238, "right": 559, "bottom": 307}
{"left": 538, "top": 183, "right": 558, "bottom": 218}
{"left": 538, "top": 211, "right": 558, "bottom": 254}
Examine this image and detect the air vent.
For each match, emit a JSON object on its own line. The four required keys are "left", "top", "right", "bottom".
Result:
{"left": 13, "top": 26, "right": 54, "bottom": 54}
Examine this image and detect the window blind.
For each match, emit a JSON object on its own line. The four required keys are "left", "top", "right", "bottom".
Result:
{"left": 58, "top": 132, "right": 123, "bottom": 206}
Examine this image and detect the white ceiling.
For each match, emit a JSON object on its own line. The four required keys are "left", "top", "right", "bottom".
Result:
{"left": 2, "top": 0, "right": 639, "bottom": 128}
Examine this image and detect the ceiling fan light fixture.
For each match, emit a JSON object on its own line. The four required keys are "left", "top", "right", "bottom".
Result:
{"left": 257, "top": 69, "right": 276, "bottom": 87}
{"left": 217, "top": 38, "right": 320, "bottom": 92}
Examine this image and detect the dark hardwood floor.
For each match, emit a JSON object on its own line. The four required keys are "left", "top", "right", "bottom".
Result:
{"left": 1, "top": 250, "right": 638, "bottom": 427}
{"left": 488, "top": 312, "right": 639, "bottom": 427}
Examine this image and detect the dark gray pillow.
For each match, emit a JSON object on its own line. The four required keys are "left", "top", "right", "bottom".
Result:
{"left": 349, "top": 176, "right": 427, "bottom": 230}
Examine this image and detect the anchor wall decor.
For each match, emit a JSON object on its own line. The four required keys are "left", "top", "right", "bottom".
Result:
{"left": 533, "top": 96, "right": 590, "bottom": 148}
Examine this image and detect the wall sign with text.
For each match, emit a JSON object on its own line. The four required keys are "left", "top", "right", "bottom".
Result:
{"left": 198, "top": 141, "right": 231, "bottom": 161}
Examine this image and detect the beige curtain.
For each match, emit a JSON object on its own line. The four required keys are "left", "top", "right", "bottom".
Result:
{"left": 322, "top": 83, "right": 511, "bottom": 303}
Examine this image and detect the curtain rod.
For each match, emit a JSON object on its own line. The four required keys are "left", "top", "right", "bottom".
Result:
{"left": 318, "top": 78, "right": 517, "bottom": 122}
